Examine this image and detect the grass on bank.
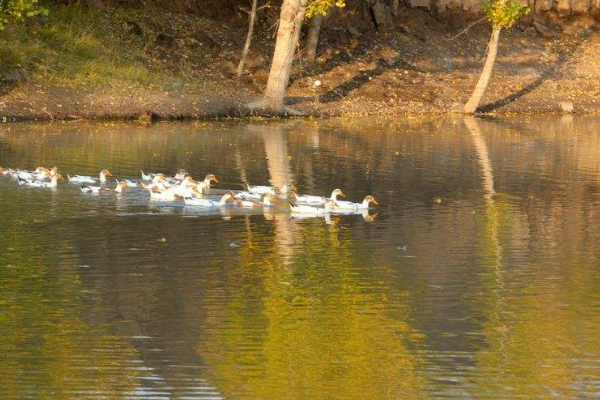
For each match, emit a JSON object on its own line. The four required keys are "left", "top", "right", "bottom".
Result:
{"left": 0, "top": 4, "right": 186, "bottom": 90}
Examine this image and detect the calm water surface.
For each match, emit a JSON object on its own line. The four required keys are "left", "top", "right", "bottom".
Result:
{"left": 1, "top": 117, "right": 600, "bottom": 399}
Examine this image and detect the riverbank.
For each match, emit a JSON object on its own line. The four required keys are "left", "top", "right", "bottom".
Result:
{"left": 0, "top": 4, "right": 599, "bottom": 121}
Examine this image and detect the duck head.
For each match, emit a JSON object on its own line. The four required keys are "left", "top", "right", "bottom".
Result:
{"left": 100, "top": 169, "right": 113, "bottom": 182}
{"left": 219, "top": 191, "right": 236, "bottom": 205}
{"left": 363, "top": 195, "right": 378, "bottom": 206}
{"left": 175, "top": 169, "right": 187, "bottom": 180}
{"left": 204, "top": 174, "right": 219, "bottom": 186}
{"left": 263, "top": 194, "right": 278, "bottom": 206}
{"left": 281, "top": 183, "right": 297, "bottom": 194}
{"left": 115, "top": 181, "right": 128, "bottom": 193}
{"left": 330, "top": 188, "right": 346, "bottom": 200}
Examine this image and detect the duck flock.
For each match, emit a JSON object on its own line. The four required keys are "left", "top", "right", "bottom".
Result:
{"left": 0, "top": 166, "right": 378, "bottom": 218}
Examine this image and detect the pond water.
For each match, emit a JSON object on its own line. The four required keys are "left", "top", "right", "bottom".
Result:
{"left": 1, "top": 116, "right": 600, "bottom": 399}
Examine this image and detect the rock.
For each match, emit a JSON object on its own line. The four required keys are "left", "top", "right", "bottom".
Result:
{"left": 533, "top": 20, "right": 554, "bottom": 37}
{"left": 371, "top": 1, "right": 392, "bottom": 29}
{"left": 535, "top": 0, "right": 552, "bottom": 11}
{"left": 346, "top": 23, "right": 361, "bottom": 37}
{"left": 571, "top": 0, "right": 591, "bottom": 13}
{"left": 410, "top": 0, "right": 431, "bottom": 10}
{"left": 555, "top": 0, "right": 571, "bottom": 17}
{"left": 559, "top": 101, "right": 574, "bottom": 113}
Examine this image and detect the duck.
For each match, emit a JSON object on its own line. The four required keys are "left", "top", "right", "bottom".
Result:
{"left": 151, "top": 173, "right": 169, "bottom": 184}
{"left": 184, "top": 192, "right": 235, "bottom": 207}
{"left": 196, "top": 174, "right": 219, "bottom": 192}
{"left": 34, "top": 166, "right": 59, "bottom": 180}
{"left": 147, "top": 184, "right": 202, "bottom": 201}
{"left": 332, "top": 195, "right": 379, "bottom": 212}
{"left": 68, "top": 169, "right": 113, "bottom": 184}
{"left": 140, "top": 170, "right": 154, "bottom": 181}
{"left": 174, "top": 169, "right": 188, "bottom": 181}
{"left": 18, "top": 173, "right": 65, "bottom": 188}
{"left": 122, "top": 179, "right": 139, "bottom": 188}
{"left": 234, "top": 190, "right": 262, "bottom": 201}
{"left": 246, "top": 184, "right": 276, "bottom": 195}
{"left": 80, "top": 181, "right": 128, "bottom": 194}
{"left": 291, "top": 188, "right": 345, "bottom": 205}
{"left": 290, "top": 199, "right": 336, "bottom": 215}
{"left": 233, "top": 194, "right": 278, "bottom": 208}
{"left": 14, "top": 169, "right": 36, "bottom": 181}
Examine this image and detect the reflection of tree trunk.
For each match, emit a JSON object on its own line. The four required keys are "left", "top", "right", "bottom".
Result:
{"left": 235, "top": 148, "right": 248, "bottom": 185}
{"left": 464, "top": 117, "right": 495, "bottom": 200}
{"left": 464, "top": 116, "right": 510, "bottom": 361}
{"left": 465, "top": 116, "right": 504, "bottom": 285}
{"left": 464, "top": 27, "right": 501, "bottom": 114}
{"left": 262, "top": 127, "right": 296, "bottom": 263}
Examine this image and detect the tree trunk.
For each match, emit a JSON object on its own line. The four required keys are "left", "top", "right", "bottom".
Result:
{"left": 237, "top": 0, "right": 259, "bottom": 77}
{"left": 263, "top": 0, "right": 308, "bottom": 112}
{"left": 304, "top": 14, "right": 323, "bottom": 64}
{"left": 464, "top": 27, "right": 501, "bottom": 114}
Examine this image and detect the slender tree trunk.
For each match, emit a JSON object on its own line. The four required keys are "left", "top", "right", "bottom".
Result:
{"left": 304, "top": 14, "right": 323, "bottom": 64}
{"left": 264, "top": 0, "right": 308, "bottom": 111}
{"left": 464, "top": 27, "right": 501, "bottom": 114}
{"left": 237, "top": 0, "right": 259, "bottom": 77}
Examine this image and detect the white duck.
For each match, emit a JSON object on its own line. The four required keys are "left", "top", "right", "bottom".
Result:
{"left": 291, "top": 188, "right": 345, "bottom": 205}
{"left": 68, "top": 169, "right": 113, "bottom": 184}
{"left": 290, "top": 199, "right": 336, "bottom": 215}
{"left": 81, "top": 181, "right": 128, "bottom": 194}
{"left": 233, "top": 194, "right": 278, "bottom": 208}
{"left": 196, "top": 174, "right": 219, "bottom": 192}
{"left": 140, "top": 170, "right": 154, "bottom": 181}
{"left": 184, "top": 192, "right": 235, "bottom": 207}
{"left": 174, "top": 169, "right": 188, "bottom": 181}
{"left": 332, "top": 195, "right": 379, "bottom": 212}
{"left": 246, "top": 184, "right": 276, "bottom": 195}
{"left": 147, "top": 183, "right": 202, "bottom": 201}
{"left": 121, "top": 179, "right": 139, "bottom": 188}
{"left": 15, "top": 170, "right": 36, "bottom": 181}
{"left": 18, "top": 174, "right": 64, "bottom": 188}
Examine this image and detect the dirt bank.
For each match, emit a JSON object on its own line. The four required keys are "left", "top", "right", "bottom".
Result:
{"left": 0, "top": 5, "right": 599, "bottom": 121}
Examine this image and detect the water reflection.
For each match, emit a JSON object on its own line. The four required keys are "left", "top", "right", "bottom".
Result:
{"left": 1, "top": 117, "right": 600, "bottom": 399}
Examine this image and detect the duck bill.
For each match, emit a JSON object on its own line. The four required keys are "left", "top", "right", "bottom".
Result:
{"left": 212, "top": 177, "right": 219, "bottom": 183}
{"left": 106, "top": 171, "right": 113, "bottom": 177}
{"left": 340, "top": 191, "right": 346, "bottom": 198}
{"left": 371, "top": 198, "right": 379, "bottom": 205}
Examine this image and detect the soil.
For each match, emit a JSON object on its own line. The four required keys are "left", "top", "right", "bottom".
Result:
{"left": 1, "top": 6, "right": 600, "bottom": 121}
